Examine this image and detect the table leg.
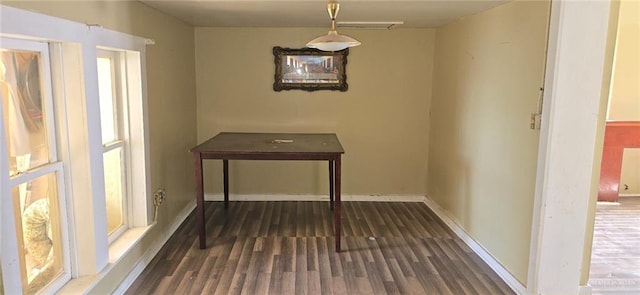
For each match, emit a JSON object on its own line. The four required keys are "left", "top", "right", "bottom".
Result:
{"left": 335, "top": 156, "right": 342, "bottom": 252}
{"left": 223, "top": 159, "right": 229, "bottom": 209}
{"left": 329, "top": 160, "right": 334, "bottom": 210}
{"left": 193, "top": 152, "right": 206, "bottom": 249}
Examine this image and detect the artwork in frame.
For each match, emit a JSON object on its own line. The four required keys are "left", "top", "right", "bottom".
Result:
{"left": 273, "top": 46, "right": 349, "bottom": 92}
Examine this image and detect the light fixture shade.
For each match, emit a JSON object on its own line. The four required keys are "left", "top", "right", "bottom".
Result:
{"left": 307, "top": 30, "right": 361, "bottom": 52}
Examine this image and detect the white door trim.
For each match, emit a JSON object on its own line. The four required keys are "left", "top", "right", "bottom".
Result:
{"left": 527, "top": 0, "right": 615, "bottom": 294}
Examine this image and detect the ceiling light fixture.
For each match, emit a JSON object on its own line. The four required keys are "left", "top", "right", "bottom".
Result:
{"left": 307, "top": 0, "right": 361, "bottom": 52}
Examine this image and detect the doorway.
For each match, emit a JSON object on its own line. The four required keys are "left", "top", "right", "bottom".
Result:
{"left": 589, "top": 0, "right": 640, "bottom": 292}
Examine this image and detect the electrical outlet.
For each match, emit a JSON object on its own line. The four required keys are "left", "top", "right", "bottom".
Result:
{"left": 530, "top": 113, "right": 542, "bottom": 130}
{"left": 153, "top": 188, "right": 166, "bottom": 205}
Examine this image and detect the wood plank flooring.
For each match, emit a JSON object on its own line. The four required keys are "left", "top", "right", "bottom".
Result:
{"left": 589, "top": 197, "right": 640, "bottom": 294}
{"left": 126, "top": 201, "right": 515, "bottom": 294}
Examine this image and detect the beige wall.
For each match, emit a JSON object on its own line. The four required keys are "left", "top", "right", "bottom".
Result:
{"left": 608, "top": 0, "right": 640, "bottom": 195}
{"left": 620, "top": 149, "right": 640, "bottom": 194}
{"left": 608, "top": 0, "right": 640, "bottom": 121}
{"left": 195, "top": 28, "right": 434, "bottom": 196}
{"left": 3, "top": 1, "right": 197, "bottom": 292}
{"left": 3, "top": 0, "right": 560, "bottom": 290}
{"left": 428, "top": 0, "right": 550, "bottom": 284}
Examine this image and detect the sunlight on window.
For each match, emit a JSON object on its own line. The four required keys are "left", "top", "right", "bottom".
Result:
{"left": 97, "top": 57, "right": 116, "bottom": 145}
{"left": 1, "top": 51, "right": 50, "bottom": 176}
{"left": 103, "top": 148, "right": 124, "bottom": 234}
{"left": 12, "top": 174, "right": 64, "bottom": 295}
{"left": 2, "top": 48, "right": 64, "bottom": 294}
{"left": 97, "top": 54, "right": 126, "bottom": 236}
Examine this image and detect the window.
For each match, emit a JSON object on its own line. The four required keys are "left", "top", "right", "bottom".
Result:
{"left": 1, "top": 5, "right": 152, "bottom": 293}
{"left": 97, "top": 50, "right": 129, "bottom": 241}
{"left": 1, "top": 38, "right": 71, "bottom": 295}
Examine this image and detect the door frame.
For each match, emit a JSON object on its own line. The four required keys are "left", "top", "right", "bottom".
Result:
{"left": 527, "top": 0, "right": 619, "bottom": 293}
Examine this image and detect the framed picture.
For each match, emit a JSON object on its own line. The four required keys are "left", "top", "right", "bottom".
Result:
{"left": 273, "top": 46, "right": 349, "bottom": 92}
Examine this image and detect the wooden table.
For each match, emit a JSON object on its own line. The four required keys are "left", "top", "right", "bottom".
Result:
{"left": 191, "top": 132, "right": 345, "bottom": 251}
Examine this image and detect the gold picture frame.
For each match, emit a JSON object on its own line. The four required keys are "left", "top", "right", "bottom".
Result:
{"left": 273, "top": 46, "right": 349, "bottom": 92}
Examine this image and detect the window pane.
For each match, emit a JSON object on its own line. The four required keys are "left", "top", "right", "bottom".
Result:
{"left": 97, "top": 57, "right": 116, "bottom": 144}
{"left": 104, "top": 148, "right": 124, "bottom": 234}
{"left": 1, "top": 50, "right": 50, "bottom": 176}
{"left": 11, "top": 173, "right": 63, "bottom": 295}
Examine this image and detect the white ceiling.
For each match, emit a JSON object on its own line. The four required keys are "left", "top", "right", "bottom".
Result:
{"left": 139, "top": 0, "right": 509, "bottom": 28}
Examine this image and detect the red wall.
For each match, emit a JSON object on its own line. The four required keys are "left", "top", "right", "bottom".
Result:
{"left": 598, "top": 121, "right": 640, "bottom": 202}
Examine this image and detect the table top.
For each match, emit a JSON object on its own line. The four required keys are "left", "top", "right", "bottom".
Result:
{"left": 191, "top": 132, "right": 345, "bottom": 154}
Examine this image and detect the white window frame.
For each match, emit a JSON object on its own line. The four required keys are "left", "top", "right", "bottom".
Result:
{"left": 0, "top": 37, "right": 72, "bottom": 295}
{"left": 97, "top": 49, "right": 131, "bottom": 243}
{"left": 103, "top": 47, "right": 151, "bottom": 230}
{"left": 1, "top": 4, "right": 152, "bottom": 291}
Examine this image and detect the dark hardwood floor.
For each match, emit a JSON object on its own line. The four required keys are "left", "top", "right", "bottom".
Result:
{"left": 125, "top": 201, "right": 515, "bottom": 294}
{"left": 589, "top": 197, "right": 640, "bottom": 294}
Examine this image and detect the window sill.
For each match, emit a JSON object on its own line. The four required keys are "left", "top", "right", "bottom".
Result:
{"left": 56, "top": 223, "right": 155, "bottom": 294}
{"left": 108, "top": 224, "right": 155, "bottom": 264}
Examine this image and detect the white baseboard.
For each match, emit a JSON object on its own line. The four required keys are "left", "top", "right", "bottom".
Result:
{"left": 578, "top": 284, "right": 592, "bottom": 295}
{"left": 114, "top": 194, "right": 419, "bottom": 293}
{"left": 619, "top": 194, "right": 640, "bottom": 198}
{"left": 113, "top": 200, "right": 196, "bottom": 294}
{"left": 422, "top": 195, "right": 526, "bottom": 295}
{"left": 112, "top": 194, "right": 524, "bottom": 294}
{"left": 204, "top": 193, "right": 426, "bottom": 202}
